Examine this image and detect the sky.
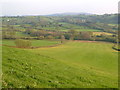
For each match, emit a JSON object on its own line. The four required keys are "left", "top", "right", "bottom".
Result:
{"left": 0, "top": 0, "right": 119, "bottom": 16}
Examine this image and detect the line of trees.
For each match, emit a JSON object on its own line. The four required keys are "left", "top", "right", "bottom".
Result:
{"left": 2, "top": 26, "right": 16, "bottom": 39}
{"left": 2, "top": 26, "right": 118, "bottom": 44}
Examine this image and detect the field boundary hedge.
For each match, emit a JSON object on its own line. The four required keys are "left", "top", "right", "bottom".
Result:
{"left": 112, "top": 46, "right": 120, "bottom": 51}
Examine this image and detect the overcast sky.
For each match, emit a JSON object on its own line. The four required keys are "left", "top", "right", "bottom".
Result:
{"left": 0, "top": 0, "right": 119, "bottom": 16}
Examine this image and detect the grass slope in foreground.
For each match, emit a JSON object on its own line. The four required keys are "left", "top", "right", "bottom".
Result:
{"left": 2, "top": 41, "right": 118, "bottom": 88}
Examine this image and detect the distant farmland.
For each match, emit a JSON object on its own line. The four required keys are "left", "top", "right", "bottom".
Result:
{"left": 1, "top": 14, "right": 118, "bottom": 88}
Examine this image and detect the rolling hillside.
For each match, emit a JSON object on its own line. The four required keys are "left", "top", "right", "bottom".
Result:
{"left": 2, "top": 14, "right": 118, "bottom": 32}
{"left": 2, "top": 41, "right": 118, "bottom": 88}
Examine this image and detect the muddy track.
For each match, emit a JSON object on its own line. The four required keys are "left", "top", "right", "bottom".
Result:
{"left": 2, "top": 42, "right": 64, "bottom": 49}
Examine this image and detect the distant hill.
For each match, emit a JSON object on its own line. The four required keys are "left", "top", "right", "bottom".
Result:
{"left": 46, "top": 12, "right": 93, "bottom": 16}
{"left": 2, "top": 13, "right": 118, "bottom": 31}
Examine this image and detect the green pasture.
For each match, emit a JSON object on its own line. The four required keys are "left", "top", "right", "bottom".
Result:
{"left": 60, "top": 29, "right": 101, "bottom": 32}
{"left": 2, "top": 40, "right": 118, "bottom": 88}
{"left": 16, "top": 32, "right": 30, "bottom": 37}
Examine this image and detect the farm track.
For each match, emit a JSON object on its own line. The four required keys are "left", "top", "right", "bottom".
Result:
{"left": 1, "top": 42, "right": 64, "bottom": 49}
{"left": 1, "top": 40, "right": 100, "bottom": 49}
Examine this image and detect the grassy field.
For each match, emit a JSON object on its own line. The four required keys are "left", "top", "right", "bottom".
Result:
{"left": 16, "top": 32, "right": 30, "bottom": 37}
{"left": 60, "top": 29, "right": 101, "bottom": 32}
{"left": 2, "top": 40, "right": 118, "bottom": 88}
{"left": 2, "top": 40, "right": 60, "bottom": 47}
{"left": 93, "top": 32, "right": 113, "bottom": 36}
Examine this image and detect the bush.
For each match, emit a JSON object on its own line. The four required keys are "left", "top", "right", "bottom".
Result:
{"left": 38, "top": 36, "right": 44, "bottom": 40}
{"left": 15, "top": 39, "right": 31, "bottom": 48}
{"left": 45, "top": 35, "right": 53, "bottom": 39}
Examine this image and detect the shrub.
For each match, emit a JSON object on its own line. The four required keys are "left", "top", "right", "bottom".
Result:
{"left": 38, "top": 36, "right": 44, "bottom": 40}
{"left": 46, "top": 35, "right": 53, "bottom": 39}
{"left": 15, "top": 39, "right": 31, "bottom": 48}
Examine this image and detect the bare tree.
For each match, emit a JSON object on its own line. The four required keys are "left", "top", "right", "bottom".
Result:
{"left": 61, "top": 35, "right": 65, "bottom": 43}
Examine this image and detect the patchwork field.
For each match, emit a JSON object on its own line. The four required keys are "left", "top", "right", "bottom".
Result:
{"left": 93, "top": 32, "right": 113, "bottom": 36}
{"left": 60, "top": 29, "right": 101, "bottom": 32}
{"left": 2, "top": 40, "right": 118, "bottom": 88}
